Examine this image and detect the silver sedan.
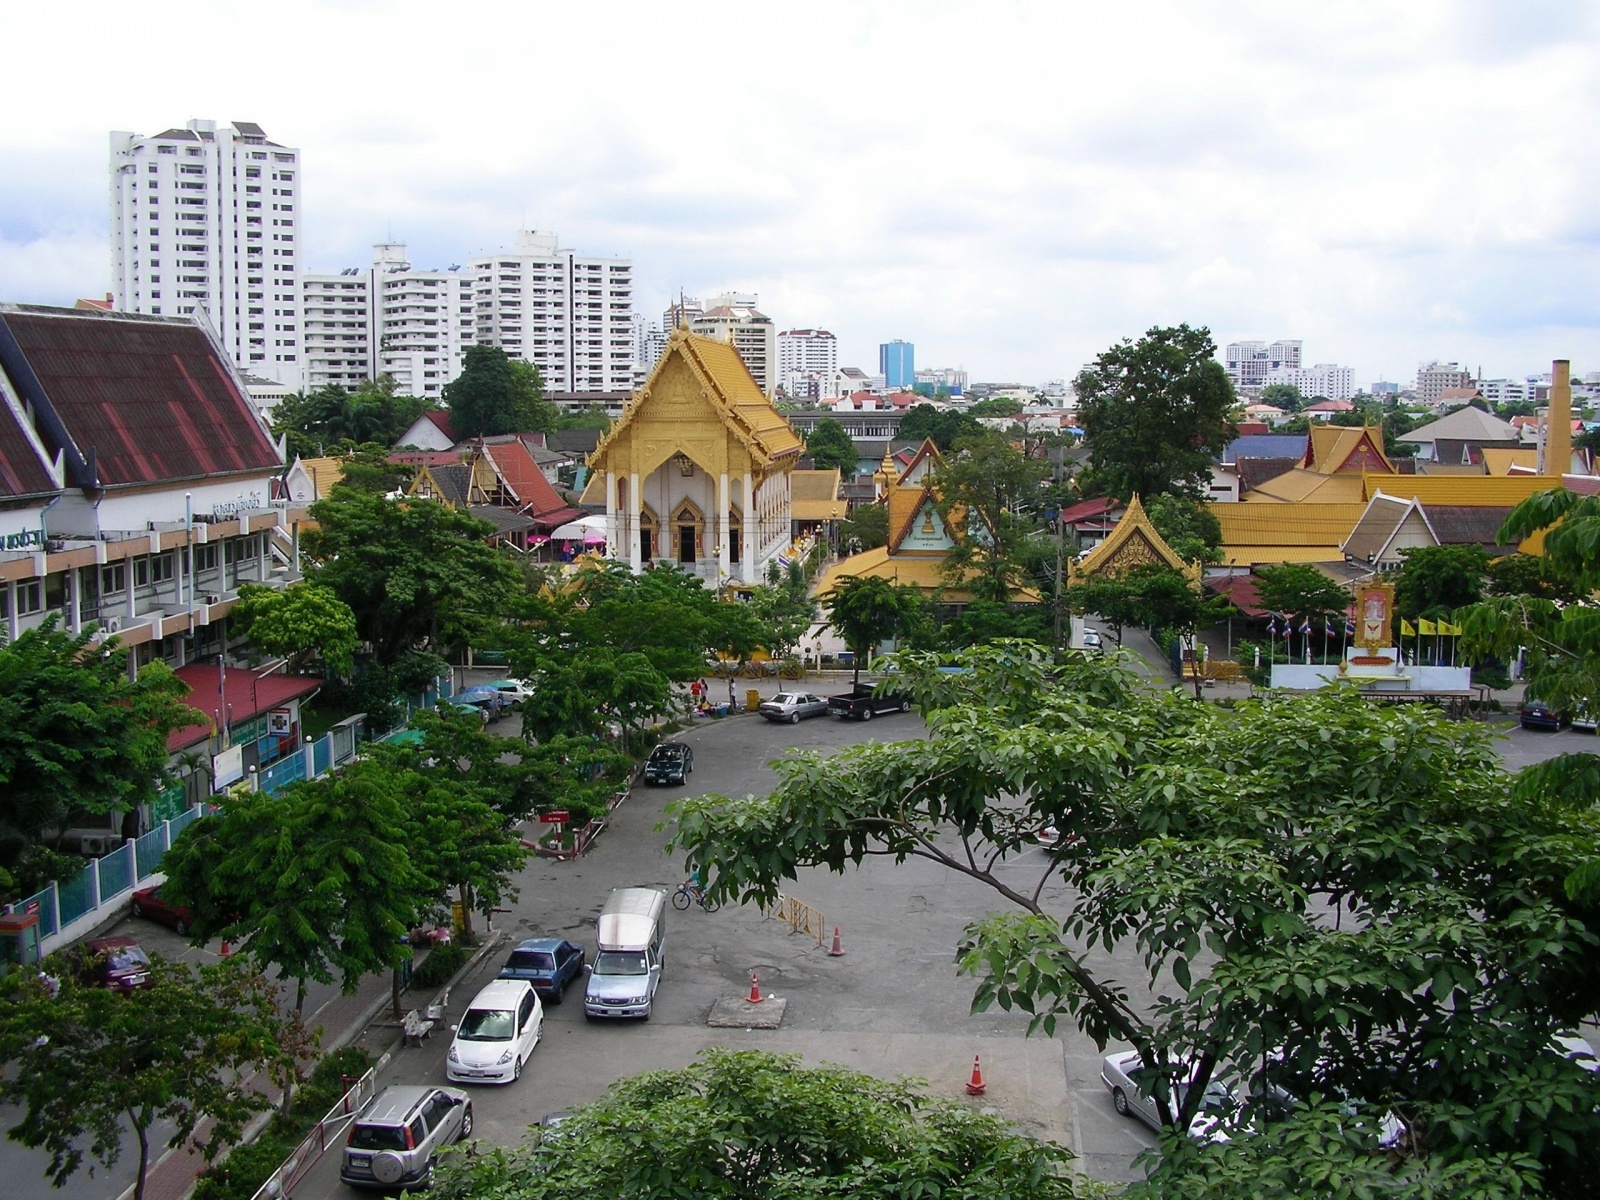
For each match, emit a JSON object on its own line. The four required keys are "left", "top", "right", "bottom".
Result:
{"left": 757, "top": 691, "right": 830, "bottom": 724}
{"left": 1101, "top": 1049, "right": 1235, "bottom": 1137}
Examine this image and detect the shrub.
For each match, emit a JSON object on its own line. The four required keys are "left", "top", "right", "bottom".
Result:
{"left": 411, "top": 940, "right": 471, "bottom": 990}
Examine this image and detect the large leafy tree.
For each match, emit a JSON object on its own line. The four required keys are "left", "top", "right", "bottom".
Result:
{"left": 1392, "top": 543, "right": 1490, "bottom": 620}
{"left": 443, "top": 345, "right": 554, "bottom": 437}
{"left": 433, "top": 1048, "right": 1083, "bottom": 1200}
{"left": 1075, "top": 324, "right": 1237, "bottom": 501}
{"left": 1144, "top": 494, "right": 1223, "bottom": 565}
{"left": 836, "top": 503, "right": 888, "bottom": 553}
{"left": 272, "top": 378, "right": 436, "bottom": 459}
{"left": 823, "top": 575, "right": 925, "bottom": 685}
{"left": 0, "top": 956, "right": 294, "bottom": 1200}
{"left": 0, "top": 619, "right": 199, "bottom": 854}
{"left": 668, "top": 643, "right": 1600, "bottom": 1197}
{"left": 933, "top": 432, "right": 1049, "bottom": 603}
{"left": 1253, "top": 563, "right": 1349, "bottom": 629}
{"left": 229, "top": 581, "right": 360, "bottom": 675}
{"left": 897, "top": 403, "right": 983, "bottom": 451}
{"left": 803, "top": 417, "right": 859, "bottom": 476}
{"left": 303, "top": 488, "right": 520, "bottom": 663}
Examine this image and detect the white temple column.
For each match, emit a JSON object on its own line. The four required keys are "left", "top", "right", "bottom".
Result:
{"left": 742, "top": 471, "right": 755, "bottom": 582}
{"left": 718, "top": 471, "right": 731, "bottom": 583}
{"left": 605, "top": 470, "right": 618, "bottom": 558}
{"left": 628, "top": 471, "right": 642, "bottom": 573}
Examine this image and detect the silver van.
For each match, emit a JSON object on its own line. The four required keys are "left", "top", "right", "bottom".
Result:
{"left": 583, "top": 886, "right": 666, "bottom": 1020}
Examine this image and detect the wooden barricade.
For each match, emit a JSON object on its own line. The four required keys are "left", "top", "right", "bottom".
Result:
{"left": 762, "top": 892, "right": 827, "bottom": 947}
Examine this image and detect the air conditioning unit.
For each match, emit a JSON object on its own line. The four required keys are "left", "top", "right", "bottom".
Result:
{"left": 104, "top": 616, "right": 122, "bottom": 634}
{"left": 79, "top": 834, "right": 110, "bottom": 856}
{"left": 204, "top": 593, "right": 222, "bottom": 604}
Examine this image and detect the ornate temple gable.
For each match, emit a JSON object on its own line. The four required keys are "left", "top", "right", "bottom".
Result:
{"left": 1067, "top": 493, "right": 1202, "bottom": 587}
{"left": 897, "top": 438, "right": 943, "bottom": 486}
{"left": 892, "top": 492, "right": 956, "bottom": 552}
{"left": 1304, "top": 425, "right": 1395, "bottom": 476}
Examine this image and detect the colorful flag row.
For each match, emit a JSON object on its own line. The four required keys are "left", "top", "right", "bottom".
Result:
{"left": 1400, "top": 619, "right": 1463, "bottom": 636}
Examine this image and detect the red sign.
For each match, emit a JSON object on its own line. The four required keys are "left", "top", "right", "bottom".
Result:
{"left": 25, "top": 899, "right": 40, "bottom": 915}
{"left": 539, "top": 810, "right": 570, "bottom": 824}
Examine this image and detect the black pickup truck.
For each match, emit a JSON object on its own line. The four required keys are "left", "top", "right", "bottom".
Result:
{"left": 826, "top": 684, "right": 913, "bottom": 721}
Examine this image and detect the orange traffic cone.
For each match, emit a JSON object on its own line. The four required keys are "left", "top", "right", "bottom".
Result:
{"left": 828, "top": 926, "right": 845, "bottom": 957}
{"left": 747, "top": 971, "right": 764, "bottom": 1004}
{"left": 965, "top": 1055, "right": 986, "bottom": 1096}
{"left": 219, "top": 939, "right": 232, "bottom": 958}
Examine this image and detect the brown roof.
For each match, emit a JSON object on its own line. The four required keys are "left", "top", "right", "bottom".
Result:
{"left": 0, "top": 306, "right": 280, "bottom": 490}
{"left": 1425, "top": 505, "right": 1517, "bottom": 552}
{"left": 0, "top": 392, "right": 56, "bottom": 501}
{"left": 1237, "top": 457, "right": 1300, "bottom": 493}
{"left": 479, "top": 439, "right": 570, "bottom": 517}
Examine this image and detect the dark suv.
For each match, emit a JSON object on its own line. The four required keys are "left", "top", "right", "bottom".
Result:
{"left": 341, "top": 1085, "right": 473, "bottom": 1191}
{"left": 643, "top": 741, "right": 694, "bottom": 785}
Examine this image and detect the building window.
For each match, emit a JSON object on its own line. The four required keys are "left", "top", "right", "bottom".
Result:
{"left": 194, "top": 544, "right": 218, "bottom": 572}
{"left": 101, "top": 562, "right": 127, "bottom": 595}
{"left": 17, "top": 580, "right": 43, "bottom": 615}
{"left": 132, "top": 557, "right": 150, "bottom": 588}
{"left": 150, "top": 553, "right": 174, "bottom": 583}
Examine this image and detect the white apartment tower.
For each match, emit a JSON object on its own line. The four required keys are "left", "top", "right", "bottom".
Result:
{"left": 110, "top": 120, "right": 302, "bottom": 386}
{"left": 1224, "top": 339, "right": 1303, "bottom": 389}
{"left": 1417, "top": 362, "right": 1475, "bottom": 405}
{"left": 301, "top": 269, "right": 372, "bottom": 391}
{"left": 467, "top": 231, "right": 634, "bottom": 394}
{"left": 778, "top": 328, "right": 839, "bottom": 400}
{"left": 692, "top": 294, "right": 777, "bottom": 398}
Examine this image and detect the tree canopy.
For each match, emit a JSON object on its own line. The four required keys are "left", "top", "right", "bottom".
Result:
{"left": 1252, "top": 562, "right": 1350, "bottom": 626}
{"left": 823, "top": 575, "right": 925, "bottom": 684}
{"left": 1144, "top": 494, "right": 1223, "bottom": 565}
{"left": 1075, "top": 325, "right": 1237, "bottom": 501}
{"left": 272, "top": 378, "right": 437, "bottom": 459}
{"left": 669, "top": 643, "right": 1600, "bottom": 1196}
{"left": 897, "top": 404, "right": 984, "bottom": 451}
{"left": 803, "top": 418, "right": 859, "bottom": 476}
{"left": 443, "top": 345, "right": 555, "bottom": 438}
{"left": 228, "top": 581, "right": 360, "bottom": 676}
{"left": 836, "top": 503, "right": 888, "bottom": 553}
{"left": 933, "top": 432, "right": 1049, "bottom": 603}
{"left": 1392, "top": 543, "right": 1489, "bottom": 620}
{"left": 433, "top": 1048, "right": 1084, "bottom": 1200}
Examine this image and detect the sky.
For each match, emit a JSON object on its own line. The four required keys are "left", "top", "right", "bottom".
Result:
{"left": 2, "top": 0, "right": 1597, "bottom": 387}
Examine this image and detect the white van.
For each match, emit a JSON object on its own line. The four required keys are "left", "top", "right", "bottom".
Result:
{"left": 583, "top": 887, "right": 667, "bottom": 1021}
{"left": 446, "top": 978, "right": 543, "bottom": 1084}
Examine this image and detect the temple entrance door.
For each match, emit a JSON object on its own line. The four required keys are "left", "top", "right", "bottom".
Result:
{"left": 679, "top": 525, "right": 696, "bottom": 564}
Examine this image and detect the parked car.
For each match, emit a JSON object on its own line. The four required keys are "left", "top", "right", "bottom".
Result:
{"left": 498, "top": 937, "right": 586, "bottom": 1002}
{"left": 446, "top": 978, "right": 545, "bottom": 1084}
{"left": 643, "top": 741, "right": 694, "bottom": 785}
{"left": 1100, "top": 1049, "right": 1236, "bottom": 1137}
{"left": 826, "top": 685, "right": 913, "bottom": 721}
{"left": 340, "top": 1084, "right": 473, "bottom": 1191}
{"left": 1571, "top": 702, "right": 1598, "bottom": 733}
{"left": 1082, "top": 629, "right": 1104, "bottom": 652}
{"left": 130, "top": 884, "right": 194, "bottom": 936}
{"left": 487, "top": 678, "right": 536, "bottom": 704}
{"left": 76, "top": 935, "right": 153, "bottom": 993}
{"left": 455, "top": 686, "right": 506, "bottom": 721}
{"left": 757, "top": 691, "right": 830, "bottom": 724}
{"left": 1519, "top": 697, "right": 1567, "bottom": 730}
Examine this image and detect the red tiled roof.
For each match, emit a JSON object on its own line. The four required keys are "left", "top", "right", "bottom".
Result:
{"left": 167, "top": 665, "right": 324, "bottom": 751}
{"left": 1058, "top": 495, "right": 1120, "bottom": 523}
{"left": 0, "top": 307, "right": 281, "bottom": 489}
{"left": 389, "top": 449, "right": 462, "bottom": 468}
{"left": 1205, "top": 574, "right": 1269, "bottom": 618}
{"left": 424, "top": 411, "right": 458, "bottom": 439}
{"left": 0, "top": 391, "right": 56, "bottom": 500}
{"left": 481, "top": 440, "right": 570, "bottom": 517}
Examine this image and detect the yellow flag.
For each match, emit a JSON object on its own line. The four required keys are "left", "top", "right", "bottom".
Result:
{"left": 1401, "top": 619, "right": 1416, "bottom": 637}
{"left": 1440, "top": 620, "right": 1460, "bottom": 636}
{"left": 1418, "top": 617, "right": 1437, "bottom": 636}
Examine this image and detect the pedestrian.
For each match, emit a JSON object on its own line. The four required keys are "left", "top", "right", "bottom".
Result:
{"left": 728, "top": 675, "right": 737, "bottom": 707}
{"left": 689, "top": 679, "right": 704, "bottom": 705}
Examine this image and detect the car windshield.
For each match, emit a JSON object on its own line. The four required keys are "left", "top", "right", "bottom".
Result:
{"left": 508, "top": 951, "right": 555, "bottom": 972}
{"left": 593, "top": 950, "right": 648, "bottom": 976}
{"left": 650, "top": 747, "right": 684, "bottom": 762}
{"left": 457, "top": 1007, "right": 516, "bottom": 1040}
{"left": 103, "top": 946, "right": 150, "bottom": 970}
{"left": 349, "top": 1124, "right": 409, "bottom": 1150}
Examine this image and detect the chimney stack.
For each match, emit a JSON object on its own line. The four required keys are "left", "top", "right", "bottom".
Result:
{"left": 1542, "top": 359, "right": 1572, "bottom": 477}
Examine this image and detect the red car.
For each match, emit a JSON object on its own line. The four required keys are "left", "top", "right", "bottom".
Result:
{"left": 79, "top": 936, "right": 153, "bottom": 993}
{"left": 131, "top": 884, "right": 194, "bottom": 936}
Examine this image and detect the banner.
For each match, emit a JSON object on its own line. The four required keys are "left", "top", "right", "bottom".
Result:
{"left": 1418, "top": 617, "right": 1437, "bottom": 636}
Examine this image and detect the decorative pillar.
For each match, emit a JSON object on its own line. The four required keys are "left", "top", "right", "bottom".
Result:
{"left": 718, "top": 471, "right": 731, "bottom": 582}
{"left": 628, "top": 471, "right": 642, "bottom": 573}
{"left": 742, "top": 471, "right": 755, "bottom": 582}
{"left": 605, "top": 471, "right": 618, "bottom": 558}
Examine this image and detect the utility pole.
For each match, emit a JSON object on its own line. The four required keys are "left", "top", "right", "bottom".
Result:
{"left": 1049, "top": 507, "right": 1064, "bottom": 648}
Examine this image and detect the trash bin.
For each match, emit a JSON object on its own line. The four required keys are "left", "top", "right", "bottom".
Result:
{"left": 746, "top": 689, "right": 761, "bottom": 713}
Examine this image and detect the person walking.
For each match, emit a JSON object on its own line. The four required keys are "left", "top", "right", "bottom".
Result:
{"left": 727, "top": 675, "right": 737, "bottom": 707}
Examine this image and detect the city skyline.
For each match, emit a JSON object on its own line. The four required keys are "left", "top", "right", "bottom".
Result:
{"left": 2, "top": 3, "right": 1597, "bottom": 387}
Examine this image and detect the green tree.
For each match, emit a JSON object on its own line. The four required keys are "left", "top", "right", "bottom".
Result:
{"left": 803, "top": 418, "right": 859, "bottom": 475}
{"left": 836, "top": 503, "right": 888, "bottom": 553}
{"left": 668, "top": 644, "right": 1600, "bottom": 1195}
{"left": 331, "top": 442, "right": 417, "bottom": 495}
{"left": 823, "top": 575, "right": 925, "bottom": 685}
{"left": 1144, "top": 494, "right": 1223, "bottom": 564}
{"left": 1486, "top": 550, "right": 1577, "bottom": 602}
{"left": 1120, "top": 563, "right": 1236, "bottom": 698}
{"left": 1392, "top": 543, "right": 1490, "bottom": 620}
{"left": 1258, "top": 382, "right": 1303, "bottom": 412}
{"left": 443, "top": 346, "right": 554, "bottom": 437}
{"left": 229, "top": 582, "right": 360, "bottom": 675}
{"left": 272, "top": 378, "right": 436, "bottom": 459}
{"left": 304, "top": 489, "right": 520, "bottom": 663}
{"left": 967, "top": 395, "right": 1027, "bottom": 417}
{"left": 433, "top": 1048, "right": 1084, "bottom": 1200}
{"left": 897, "top": 403, "right": 983, "bottom": 451}
{"left": 1075, "top": 325, "right": 1237, "bottom": 501}
{"left": 553, "top": 404, "right": 612, "bottom": 432}
{"left": 933, "top": 432, "right": 1050, "bottom": 604}
{"left": 0, "top": 956, "right": 294, "bottom": 1200}
{"left": 1253, "top": 563, "right": 1350, "bottom": 629}
{"left": 0, "top": 619, "right": 199, "bottom": 855}
{"left": 517, "top": 648, "right": 674, "bottom": 752}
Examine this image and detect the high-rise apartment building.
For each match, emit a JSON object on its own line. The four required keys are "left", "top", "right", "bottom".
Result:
{"left": 466, "top": 231, "right": 635, "bottom": 394}
{"left": 303, "top": 244, "right": 475, "bottom": 401}
{"left": 778, "top": 329, "right": 839, "bottom": 400}
{"left": 1416, "top": 362, "right": 1475, "bottom": 405}
{"left": 880, "top": 339, "right": 915, "bottom": 388}
{"left": 1264, "top": 362, "right": 1354, "bottom": 401}
{"left": 691, "top": 294, "right": 776, "bottom": 398}
{"left": 1223, "top": 339, "right": 1302, "bottom": 389}
{"left": 110, "top": 119, "right": 302, "bottom": 386}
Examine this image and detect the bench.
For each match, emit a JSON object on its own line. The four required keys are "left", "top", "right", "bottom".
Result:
{"left": 401, "top": 1010, "right": 434, "bottom": 1047}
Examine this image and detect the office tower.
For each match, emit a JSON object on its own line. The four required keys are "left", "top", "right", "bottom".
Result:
{"left": 879, "top": 339, "right": 915, "bottom": 388}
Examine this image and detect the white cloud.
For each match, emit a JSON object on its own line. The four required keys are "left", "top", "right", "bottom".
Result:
{"left": 1, "top": 0, "right": 1597, "bottom": 384}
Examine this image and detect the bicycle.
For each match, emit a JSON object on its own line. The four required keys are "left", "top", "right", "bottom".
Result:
{"left": 672, "top": 881, "right": 720, "bottom": 912}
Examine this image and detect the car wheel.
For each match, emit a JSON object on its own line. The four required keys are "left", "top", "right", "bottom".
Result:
{"left": 131, "top": 901, "right": 144, "bottom": 919}
{"left": 861, "top": 707, "right": 874, "bottom": 721}
{"left": 173, "top": 918, "right": 188, "bottom": 937}
{"left": 1112, "top": 1087, "right": 1132, "bottom": 1117}
{"left": 459, "top": 1102, "right": 474, "bottom": 1141}
{"left": 789, "top": 712, "right": 800, "bottom": 724}
{"left": 546, "top": 985, "right": 562, "bottom": 1006}
{"left": 513, "top": 1056, "right": 522, "bottom": 1082}
{"left": 899, "top": 698, "right": 911, "bottom": 712}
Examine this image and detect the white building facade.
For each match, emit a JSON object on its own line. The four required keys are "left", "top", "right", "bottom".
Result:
{"left": 1224, "top": 339, "right": 1302, "bottom": 389}
{"left": 1417, "top": 362, "right": 1475, "bottom": 405}
{"left": 777, "top": 328, "right": 839, "bottom": 400}
{"left": 110, "top": 120, "right": 303, "bottom": 387}
{"left": 1264, "top": 362, "right": 1354, "bottom": 401}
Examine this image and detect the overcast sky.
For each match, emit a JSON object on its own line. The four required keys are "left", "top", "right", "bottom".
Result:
{"left": 2, "top": 1, "right": 1596, "bottom": 386}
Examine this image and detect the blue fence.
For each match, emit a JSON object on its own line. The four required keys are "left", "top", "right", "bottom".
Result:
{"left": 260, "top": 753, "right": 306, "bottom": 795}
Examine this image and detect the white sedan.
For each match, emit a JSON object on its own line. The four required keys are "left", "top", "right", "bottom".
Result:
{"left": 1101, "top": 1049, "right": 1235, "bottom": 1137}
{"left": 757, "top": 692, "right": 830, "bottom": 724}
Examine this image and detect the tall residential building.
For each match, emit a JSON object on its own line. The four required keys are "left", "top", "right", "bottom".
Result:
{"left": 110, "top": 119, "right": 302, "bottom": 386}
{"left": 467, "top": 230, "right": 635, "bottom": 394}
{"left": 302, "top": 243, "right": 475, "bottom": 401}
{"left": 691, "top": 294, "right": 776, "bottom": 397}
{"left": 1264, "top": 362, "right": 1354, "bottom": 401}
{"left": 880, "top": 339, "right": 915, "bottom": 388}
{"left": 1417, "top": 362, "right": 1474, "bottom": 405}
{"left": 664, "top": 296, "right": 702, "bottom": 332}
{"left": 1223, "top": 339, "right": 1302, "bottom": 389}
{"left": 777, "top": 328, "right": 839, "bottom": 400}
